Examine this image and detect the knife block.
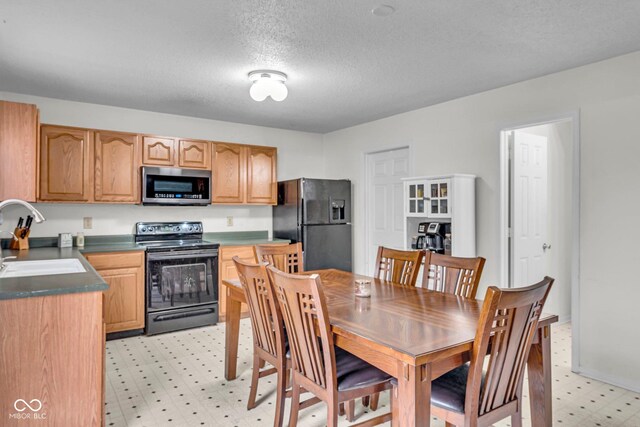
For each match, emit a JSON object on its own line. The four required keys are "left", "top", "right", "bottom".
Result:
{"left": 9, "top": 227, "right": 30, "bottom": 250}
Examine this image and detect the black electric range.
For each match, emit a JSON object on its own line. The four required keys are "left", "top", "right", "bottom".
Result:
{"left": 135, "top": 222, "right": 219, "bottom": 335}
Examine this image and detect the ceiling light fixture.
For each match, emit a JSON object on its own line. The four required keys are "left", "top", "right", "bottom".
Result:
{"left": 248, "top": 70, "right": 288, "bottom": 102}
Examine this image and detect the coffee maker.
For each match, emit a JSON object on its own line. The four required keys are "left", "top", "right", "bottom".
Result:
{"left": 417, "top": 222, "right": 451, "bottom": 254}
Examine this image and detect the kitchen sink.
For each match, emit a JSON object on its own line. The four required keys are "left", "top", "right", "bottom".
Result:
{"left": 0, "top": 258, "right": 86, "bottom": 278}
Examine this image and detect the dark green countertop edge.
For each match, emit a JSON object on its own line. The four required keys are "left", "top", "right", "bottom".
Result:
{"left": 2, "top": 231, "right": 290, "bottom": 253}
{"left": 204, "top": 231, "right": 290, "bottom": 246}
{"left": 0, "top": 248, "right": 108, "bottom": 301}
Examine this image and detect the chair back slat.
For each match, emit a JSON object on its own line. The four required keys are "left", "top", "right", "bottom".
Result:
{"left": 466, "top": 277, "right": 553, "bottom": 417}
{"left": 374, "top": 246, "right": 424, "bottom": 286}
{"left": 423, "top": 252, "right": 486, "bottom": 298}
{"left": 233, "top": 257, "right": 285, "bottom": 360}
{"left": 268, "top": 266, "right": 336, "bottom": 391}
{"left": 255, "top": 243, "right": 304, "bottom": 274}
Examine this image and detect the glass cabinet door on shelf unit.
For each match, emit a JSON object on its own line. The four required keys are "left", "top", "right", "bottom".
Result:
{"left": 406, "top": 181, "right": 427, "bottom": 216}
{"left": 426, "top": 179, "right": 451, "bottom": 218}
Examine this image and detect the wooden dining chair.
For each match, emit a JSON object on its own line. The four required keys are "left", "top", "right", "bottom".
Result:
{"left": 401, "top": 276, "right": 554, "bottom": 427}
{"left": 422, "top": 252, "right": 486, "bottom": 299}
{"left": 374, "top": 246, "right": 424, "bottom": 286}
{"left": 254, "top": 242, "right": 304, "bottom": 274}
{"left": 267, "top": 265, "right": 393, "bottom": 427}
{"left": 233, "top": 256, "right": 290, "bottom": 427}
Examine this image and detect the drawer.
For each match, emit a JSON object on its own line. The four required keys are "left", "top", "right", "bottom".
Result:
{"left": 84, "top": 251, "right": 145, "bottom": 270}
{"left": 220, "top": 245, "right": 256, "bottom": 262}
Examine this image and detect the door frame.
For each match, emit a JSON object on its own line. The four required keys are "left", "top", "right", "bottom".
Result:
{"left": 498, "top": 110, "right": 581, "bottom": 371}
{"left": 363, "top": 146, "right": 412, "bottom": 275}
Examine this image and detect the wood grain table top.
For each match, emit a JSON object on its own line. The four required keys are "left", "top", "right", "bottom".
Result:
{"left": 222, "top": 268, "right": 558, "bottom": 363}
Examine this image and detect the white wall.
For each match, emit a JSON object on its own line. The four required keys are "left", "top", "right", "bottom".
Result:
{"left": 0, "top": 92, "right": 325, "bottom": 237}
{"left": 322, "top": 51, "right": 640, "bottom": 391}
{"left": 517, "top": 121, "right": 573, "bottom": 323}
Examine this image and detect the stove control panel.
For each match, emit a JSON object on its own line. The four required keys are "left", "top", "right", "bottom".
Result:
{"left": 135, "top": 222, "right": 203, "bottom": 236}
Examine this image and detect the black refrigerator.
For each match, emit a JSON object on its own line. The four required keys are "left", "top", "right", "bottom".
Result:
{"left": 273, "top": 178, "right": 352, "bottom": 272}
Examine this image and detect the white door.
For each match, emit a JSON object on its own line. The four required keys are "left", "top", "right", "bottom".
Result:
{"left": 365, "top": 148, "right": 410, "bottom": 275}
{"left": 511, "top": 131, "right": 549, "bottom": 287}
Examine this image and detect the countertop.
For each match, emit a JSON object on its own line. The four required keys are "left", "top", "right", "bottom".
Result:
{"left": 1, "top": 231, "right": 289, "bottom": 253}
{"left": 204, "top": 231, "right": 290, "bottom": 247}
{"left": 0, "top": 231, "right": 289, "bottom": 300}
{"left": 0, "top": 247, "right": 108, "bottom": 300}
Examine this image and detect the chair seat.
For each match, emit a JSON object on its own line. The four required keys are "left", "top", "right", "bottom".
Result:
{"left": 286, "top": 346, "right": 390, "bottom": 390}
{"left": 430, "top": 363, "right": 471, "bottom": 413}
{"left": 335, "top": 347, "right": 391, "bottom": 391}
{"left": 389, "top": 363, "right": 481, "bottom": 414}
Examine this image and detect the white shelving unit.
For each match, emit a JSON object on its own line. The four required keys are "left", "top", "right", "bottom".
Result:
{"left": 403, "top": 174, "right": 476, "bottom": 258}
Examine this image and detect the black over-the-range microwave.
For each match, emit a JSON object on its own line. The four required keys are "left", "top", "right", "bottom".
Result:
{"left": 141, "top": 166, "right": 212, "bottom": 206}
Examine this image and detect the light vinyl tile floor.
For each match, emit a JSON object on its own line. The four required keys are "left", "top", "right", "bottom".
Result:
{"left": 105, "top": 321, "right": 640, "bottom": 427}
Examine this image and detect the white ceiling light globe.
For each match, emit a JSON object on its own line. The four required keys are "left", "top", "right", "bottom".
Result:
{"left": 270, "top": 82, "right": 288, "bottom": 101}
{"left": 249, "top": 79, "right": 269, "bottom": 102}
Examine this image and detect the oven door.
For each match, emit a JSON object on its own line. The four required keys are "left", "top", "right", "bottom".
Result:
{"left": 146, "top": 250, "right": 218, "bottom": 311}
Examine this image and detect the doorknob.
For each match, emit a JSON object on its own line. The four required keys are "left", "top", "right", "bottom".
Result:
{"left": 542, "top": 243, "right": 551, "bottom": 251}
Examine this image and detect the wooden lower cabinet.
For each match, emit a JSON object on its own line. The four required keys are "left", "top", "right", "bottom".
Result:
{"left": 218, "top": 243, "right": 288, "bottom": 321}
{"left": 85, "top": 251, "right": 145, "bottom": 333}
{"left": 0, "top": 292, "right": 104, "bottom": 426}
{"left": 219, "top": 245, "right": 253, "bottom": 320}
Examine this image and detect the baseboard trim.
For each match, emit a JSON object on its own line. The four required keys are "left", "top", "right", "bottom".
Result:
{"left": 574, "top": 366, "right": 640, "bottom": 393}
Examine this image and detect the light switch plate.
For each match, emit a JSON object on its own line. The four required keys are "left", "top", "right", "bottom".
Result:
{"left": 226, "top": 216, "right": 233, "bottom": 227}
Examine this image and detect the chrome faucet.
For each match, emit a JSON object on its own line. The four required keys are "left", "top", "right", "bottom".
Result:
{"left": 0, "top": 199, "right": 46, "bottom": 271}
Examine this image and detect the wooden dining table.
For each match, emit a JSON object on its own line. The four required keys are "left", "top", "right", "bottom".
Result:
{"left": 222, "top": 269, "right": 558, "bottom": 427}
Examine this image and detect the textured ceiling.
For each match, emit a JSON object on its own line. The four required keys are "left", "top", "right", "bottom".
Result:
{"left": 2, "top": 1, "right": 640, "bottom": 133}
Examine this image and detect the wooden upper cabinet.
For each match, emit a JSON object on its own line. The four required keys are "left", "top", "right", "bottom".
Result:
{"left": 246, "top": 145, "right": 277, "bottom": 204}
{"left": 94, "top": 131, "right": 140, "bottom": 203}
{"left": 178, "top": 139, "right": 211, "bottom": 169}
{"left": 40, "top": 125, "right": 92, "bottom": 201}
{"left": 0, "top": 101, "right": 39, "bottom": 201}
{"left": 212, "top": 143, "right": 246, "bottom": 203}
{"left": 142, "top": 136, "right": 175, "bottom": 166}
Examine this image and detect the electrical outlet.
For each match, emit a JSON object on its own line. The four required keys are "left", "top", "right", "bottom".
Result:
{"left": 226, "top": 216, "right": 233, "bottom": 227}
{"left": 83, "top": 217, "right": 93, "bottom": 229}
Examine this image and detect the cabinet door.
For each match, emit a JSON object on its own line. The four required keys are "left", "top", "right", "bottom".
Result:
{"left": 427, "top": 179, "right": 451, "bottom": 218}
{"left": 0, "top": 101, "right": 39, "bottom": 201}
{"left": 40, "top": 125, "right": 92, "bottom": 201}
{"left": 406, "top": 180, "right": 427, "bottom": 216}
{"left": 246, "top": 145, "right": 277, "bottom": 204}
{"left": 98, "top": 266, "right": 145, "bottom": 333}
{"left": 142, "top": 136, "right": 175, "bottom": 166}
{"left": 86, "top": 251, "right": 145, "bottom": 333}
{"left": 94, "top": 131, "right": 140, "bottom": 202}
{"left": 218, "top": 246, "right": 254, "bottom": 320}
{"left": 212, "top": 143, "right": 246, "bottom": 203}
{"left": 178, "top": 139, "right": 211, "bottom": 169}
